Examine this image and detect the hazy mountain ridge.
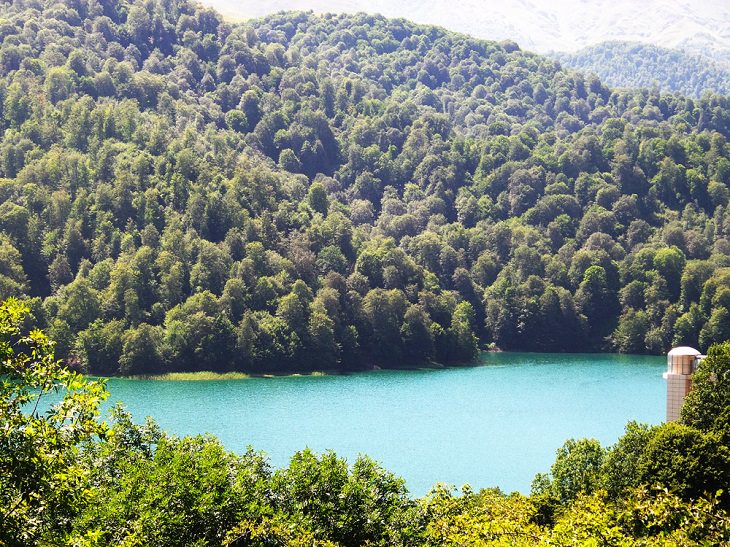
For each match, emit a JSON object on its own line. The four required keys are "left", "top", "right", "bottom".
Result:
{"left": 198, "top": 0, "right": 730, "bottom": 62}
{"left": 551, "top": 41, "right": 730, "bottom": 98}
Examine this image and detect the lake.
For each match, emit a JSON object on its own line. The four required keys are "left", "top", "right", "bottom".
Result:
{"left": 100, "top": 352, "right": 666, "bottom": 496}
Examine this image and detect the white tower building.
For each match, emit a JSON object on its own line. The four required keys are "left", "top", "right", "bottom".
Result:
{"left": 663, "top": 346, "right": 703, "bottom": 422}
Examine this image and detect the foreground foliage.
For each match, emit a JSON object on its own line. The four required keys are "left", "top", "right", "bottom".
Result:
{"left": 2, "top": 301, "right": 730, "bottom": 546}
{"left": 0, "top": 299, "right": 107, "bottom": 545}
{"left": 1, "top": 1, "right": 730, "bottom": 373}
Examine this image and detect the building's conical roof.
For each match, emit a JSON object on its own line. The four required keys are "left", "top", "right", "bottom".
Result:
{"left": 667, "top": 346, "right": 701, "bottom": 356}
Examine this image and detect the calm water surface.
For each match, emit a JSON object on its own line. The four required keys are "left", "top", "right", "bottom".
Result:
{"left": 101, "top": 352, "right": 665, "bottom": 496}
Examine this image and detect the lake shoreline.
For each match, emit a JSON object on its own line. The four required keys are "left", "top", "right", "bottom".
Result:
{"left": 110, "top": 365, "right": 445, "bottom": 381}
{"left": 93, "top": 348, "right": 666, "bottom": 381}
{"left": 101, "top": 360, "right": 459, "bottom": 381}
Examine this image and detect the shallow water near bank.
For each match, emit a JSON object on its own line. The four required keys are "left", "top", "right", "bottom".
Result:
{"left": 99, "top": 352, "right": 666, "bottom": 496}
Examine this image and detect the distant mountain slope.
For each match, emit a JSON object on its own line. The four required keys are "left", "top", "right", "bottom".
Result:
{"left": 198, "top": 0, "right": 730, "bottom": 62}
{"left": 552, "top": 42, "right": 730, "bottom": 98}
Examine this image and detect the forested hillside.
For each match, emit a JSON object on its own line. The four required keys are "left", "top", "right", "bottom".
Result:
{"left": 553, "top": 41, "right": 730, "bottom": 98}
{"left": 2, "top": 0, "right": 730, "bottom": 374}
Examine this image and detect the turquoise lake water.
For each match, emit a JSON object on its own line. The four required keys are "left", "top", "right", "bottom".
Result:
{"left": 99, "top": 352, "right": 666, "bottom": 496}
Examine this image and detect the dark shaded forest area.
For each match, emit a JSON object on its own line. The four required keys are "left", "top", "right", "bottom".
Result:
{"left": 2, "top": 0, "right": 730, "bottom": 374}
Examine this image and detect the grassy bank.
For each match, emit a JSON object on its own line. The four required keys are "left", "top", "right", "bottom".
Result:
{"left": 130, "top": 371, "right": 252, "bottom": 381}
{"left": 121, "top": 361, "right": 468, "bottom": 380}
{"left": 126, "top": 370, "right": 337, "bottom": 380}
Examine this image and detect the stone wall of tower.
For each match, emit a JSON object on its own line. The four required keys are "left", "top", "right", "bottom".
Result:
{"left": 665, "top": 373, "right": 693, "bottom": 422}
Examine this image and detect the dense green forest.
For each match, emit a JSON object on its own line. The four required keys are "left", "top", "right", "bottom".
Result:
{"left": 552, "top": 41, "right": 730, "bottom": 98}
{"left": 2, "top": 1, "right": 730, "bottom": 374}
{"left": 2, "top": 298, "right": 730, "bottom": 545}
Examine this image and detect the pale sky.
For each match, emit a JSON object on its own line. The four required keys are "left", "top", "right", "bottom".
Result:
{"left": 198, "top": 0, "right": 730, "bottom": 58}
